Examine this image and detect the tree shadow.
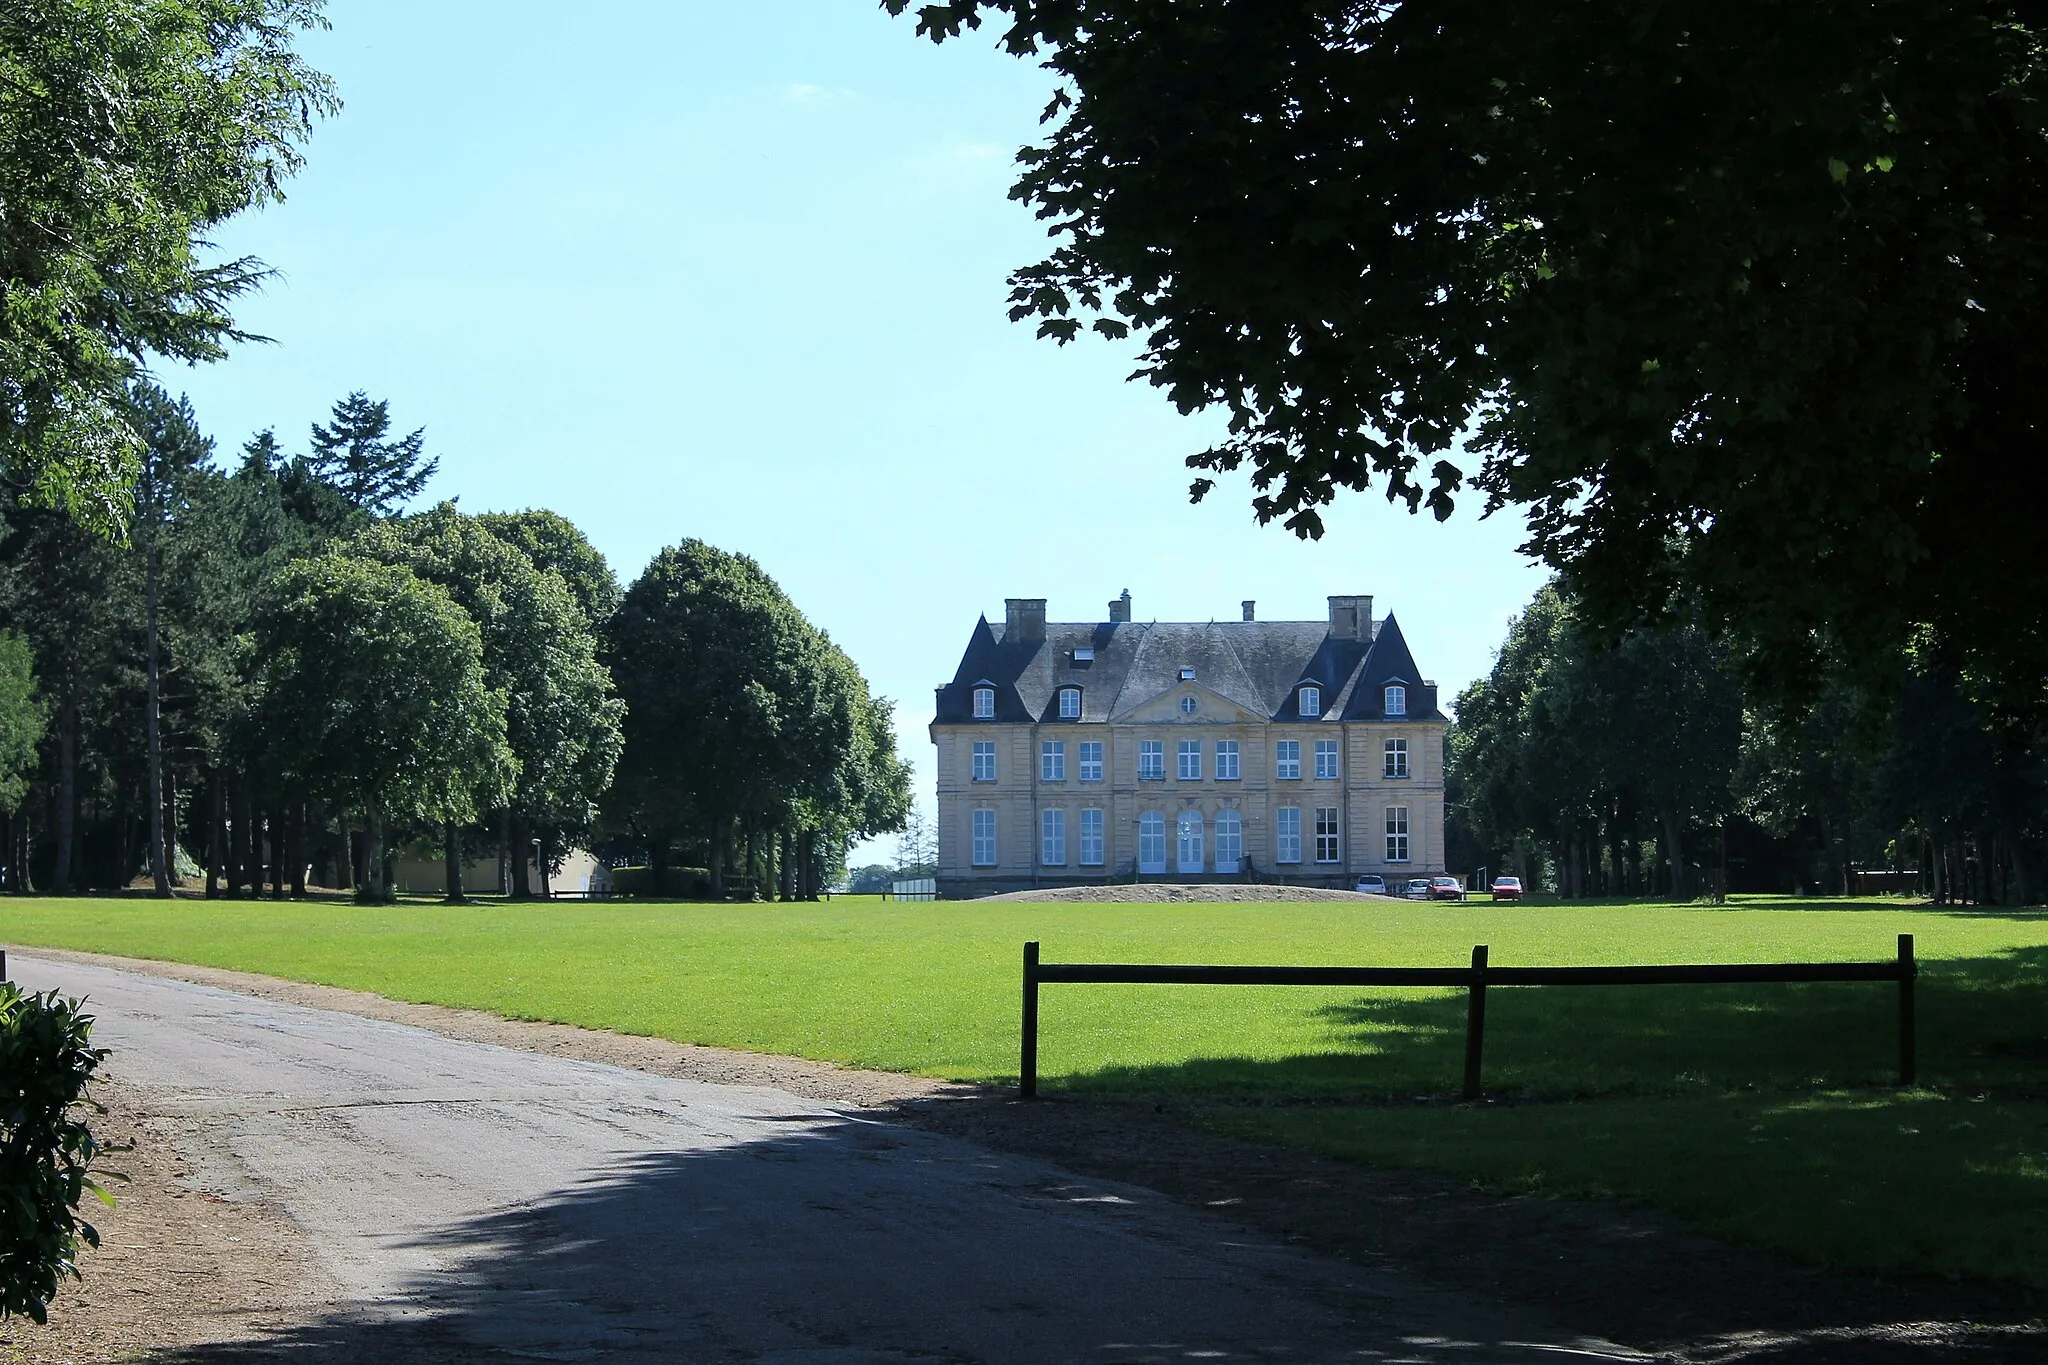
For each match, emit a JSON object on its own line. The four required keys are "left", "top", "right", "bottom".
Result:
{"left": 135, "top": 1113, "right": 1558, "bottom": 1365}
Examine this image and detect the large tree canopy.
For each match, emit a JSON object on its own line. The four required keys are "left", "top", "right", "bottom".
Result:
{"left": 891, "top": 1, "right": 2048, "bottom": 712}
{"left": 1, "top": 0, "right": 335, "bottom": 528}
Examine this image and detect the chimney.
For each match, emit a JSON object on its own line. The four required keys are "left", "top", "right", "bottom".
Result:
{"left": 1005, "top": 598, "right": 1047, "bottom": 644}
{"left": 1327, "top": 594, "right": 1373, "bottom": 640}
{"left": 1242, "top": 600, "right": 1256, "bottom": 622}
{"left": 1108, "top": 589, "right": 1132, "bottom": 624}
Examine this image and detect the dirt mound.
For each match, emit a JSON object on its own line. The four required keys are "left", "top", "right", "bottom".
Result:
{"left": 978, "top": 883, "right": 1396, "bottom": 903}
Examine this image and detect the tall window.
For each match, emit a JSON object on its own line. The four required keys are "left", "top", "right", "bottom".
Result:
{"left": 1215, "top": 740, "right": 1240, "bottom": 781}
{"left": 1385, "top": 806, "right": 1410, "bottom": 862}
{"left": 1178, "top": 740, "right": 1202, "bottom": 780}
{"left": 1138, "top": 740, "right": 1165, "bottom": 780}
{"left": 1138, "top": 812, "right": 1166, "bottom": 873}
{"left": 971, "top": 740, "right": 996, "bottom": 782}
{"left": 1079, "top": 741, "right": 1104, "bottom": 782}
{"left": 971, "top": 809, "right": 997, "bottom": 866}
{"left": 1058, "top": 688, "right": 1081, "bottom": 719}
{"left": 1040, "top": 741, "right": 1065, "bottom": 782}
{"left": 1299, "top": 686, "right": 1321, "bottom": 717}
{"left": 1079, "top": 808, "right": 1105, "bottom": 866}
{"left": 1314, "top": 739, "right": 1340, "bottom": 780}
{"left": 1275, "top": 740, "right": 1301, "bottom": 780}
{"left": 1275, "top": 807, "right": 1302, "bottom": 864}
{"left": 1315, "top": 808, "right": 1341, "bottom": 863}
{"left": 973, "top": 686, "right": 995, "bottom": 719}
{"left": 1384, "top": 684, "right": 1407, "bottom": 716}
{"left": 1383, "top": 738, "right": 1409, "bottom": 779}
{"left": 1215, "top": 810, "right": 1243, "bottom": 872}
{"left": 1041, "top": 808, "right": 1066, "bottom": 866}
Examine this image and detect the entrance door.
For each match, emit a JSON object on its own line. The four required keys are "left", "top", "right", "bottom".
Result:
{"left": 1176, "top": 810, "right": 1205, "bottom": 874}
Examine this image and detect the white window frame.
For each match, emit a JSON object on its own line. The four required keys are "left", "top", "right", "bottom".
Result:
{"left": 1383, "top": 737, "right": 1409, "bottom": 779}
{"left": 1214, "top": 809, "right": 1243, "bottom": 872}
{"left": 972, "top": 686, "right": 995, "bottom": 719}
{"left": 1275, "top": 740, "right": 1301, "bottom": 781}
{"left": 1177, "top": 739, "right": 1201, "bottom": 781}
{"left": 1138, "top": 740, "right": 1165, "bottom": 781}
{"left": 1040, "top": 740, "right": 1065, "bottom": 782}
{"left": 1314, "top": 738, "right": 1340, "bottom": 780}
{"left": 1058, "top": 687, "right": 1081, "bottom": 719}
{"left": 1384, "top": 684, "right": 1407, "bottom": 717}
{"left": 971, "top": 740, "right": 996, "bottom": 783}
{"left": 1138, "top": 811, "right": 1167, "bottom": 873}
{"left": 1179, "top": 695, "right": 1198, "bottom": 715}
{"left": 1079, "top": 808, "right": 1105, "bottom": 866}
{"left": 1314, "top": 807, "right": 1341, "bottom": 863}
{"left": 1385, "top": 805, "right": 1410, "bottom": 863}
{"left": 1040, "top": 808, "right": 1066, "bottom": 866}
{"left": 1275, "top": 807, "right": 1302, "bottom": 864}
{"left": 1299, "top": 686, "right": 1321, "bottom": 717}
{"left": 1078, "top": 741, "right": 1104, "bottom": 782}
{"left": 1215, "top": 740, "right": 1240, "bottom": 781}
{"left": 971, "top": 809, "right": 997, "bottom": 866}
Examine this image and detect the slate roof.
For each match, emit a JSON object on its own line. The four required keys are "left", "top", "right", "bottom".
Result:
{"left": 934, "top": 612, "right": 1444, "bottom": 724}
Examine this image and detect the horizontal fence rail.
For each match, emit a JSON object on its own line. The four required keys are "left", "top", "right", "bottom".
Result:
{"left": 1019, "top": 935, "right": 1917, "bottom": 1100}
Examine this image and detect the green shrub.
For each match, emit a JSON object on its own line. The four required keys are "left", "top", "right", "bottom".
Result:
{"left": 0, "top": 986, "right": 110, "bottom": 1322}
{"left": 611, "top": 866, "right": 711, "bottom": 898}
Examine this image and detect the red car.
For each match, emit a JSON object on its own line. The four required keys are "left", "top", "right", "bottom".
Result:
{"left": 1491, "top": 875, "right": 1524, "bottom": 902}
{"left": 1427, "top": 876, "right": 1466, "bottom": 901}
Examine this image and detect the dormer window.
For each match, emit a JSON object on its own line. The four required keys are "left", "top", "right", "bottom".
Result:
{"left": 1073, "top": 647, "right": 1094, "bottom": 663}
{"left": 1299, "top": 685, "right": 1321, "bottom": 717}
{"left": 1384, "top": 684, "right": 1407, "bottom": 716}
{"left": 1179, "top": 667, "right": 1197, "bottom": 681}
{"left": 972, "top": 686, "right": 995, "bottom": 719}
{"left": 1058, "top": 687, "right": 1081, "bottom": 720}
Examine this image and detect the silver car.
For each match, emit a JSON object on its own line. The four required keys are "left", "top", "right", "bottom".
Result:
{"left": 1403, "top": 878, "right": 1433, "bottom": 899}
{"left": 1353, "top": 874, "right": 1388, "bottom": 894}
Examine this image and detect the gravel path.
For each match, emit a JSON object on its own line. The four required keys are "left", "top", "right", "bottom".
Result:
{"left": 6, "top": 953, "right": 1621, "bottom": 1364}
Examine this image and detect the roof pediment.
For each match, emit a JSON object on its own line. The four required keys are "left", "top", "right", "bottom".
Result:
{"left": 1112, "top": 679, "right": 1267, "bottom": 724}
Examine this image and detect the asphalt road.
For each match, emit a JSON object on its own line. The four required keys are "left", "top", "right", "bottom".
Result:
{"left": 11, "top": 954, "right": 1637, "bottom": 1364}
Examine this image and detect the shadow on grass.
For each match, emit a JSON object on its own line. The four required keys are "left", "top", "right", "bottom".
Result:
{"left": 1050, "top": 945, "right": 2048, "bottom": 1101}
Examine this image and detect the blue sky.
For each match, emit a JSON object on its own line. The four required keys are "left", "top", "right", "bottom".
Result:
{"left": 171, "top": 0, "right": 1546, "bottom": 862}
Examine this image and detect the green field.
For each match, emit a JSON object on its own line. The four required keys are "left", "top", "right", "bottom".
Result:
{"left": 1, "top": 894, "right": 2043, "bottom": 1285}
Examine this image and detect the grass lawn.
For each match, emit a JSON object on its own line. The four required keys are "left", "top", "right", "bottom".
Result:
{"left": 2, "top": 893, "right": 2044, "bottom": 1286}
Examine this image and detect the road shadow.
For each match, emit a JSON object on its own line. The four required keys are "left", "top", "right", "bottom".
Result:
{"left": 138, "top": 1111, "right": 1566, "bottom": 1365}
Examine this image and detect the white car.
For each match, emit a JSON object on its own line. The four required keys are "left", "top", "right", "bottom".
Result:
{"left": 1353, "top": 875, "right": 1388, "bottom": 895}
{"left": 1403, "top": 878, "right": 1433, "bottom": 899}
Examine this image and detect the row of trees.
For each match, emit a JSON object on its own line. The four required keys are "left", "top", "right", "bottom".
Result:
{"left": 1450, "top": 585, "right": 2046, "bottom": 905}
{"left": 0, "top": 384, "right": 910, "bottom": 902}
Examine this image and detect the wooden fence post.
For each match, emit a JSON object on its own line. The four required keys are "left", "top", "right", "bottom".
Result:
{"left": 1898, "top": 933, "right": 1917, "bottom": 1086}
{"left": 1, "top": 948, "right": 7, "bottom": 982}
{"left": 1463, "top": 944, "right": 1489, "bottom": 1100}
{"left": 1021, "top": 940, "right": 1040, "bottom": 1100}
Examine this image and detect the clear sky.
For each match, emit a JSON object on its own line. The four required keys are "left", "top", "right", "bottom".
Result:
{"left": 171, "top": 0, "right": 1547, "bottom": 863}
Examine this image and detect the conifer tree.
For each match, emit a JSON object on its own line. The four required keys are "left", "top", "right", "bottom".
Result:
{"left": 305, "top": 393, "right": 437, "bottom": 518}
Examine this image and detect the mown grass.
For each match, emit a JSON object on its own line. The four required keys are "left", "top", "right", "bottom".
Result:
{"left": 1, "top": 894, "right": 2044, "bottom": 1285}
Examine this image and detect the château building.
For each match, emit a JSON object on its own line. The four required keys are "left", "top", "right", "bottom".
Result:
{"left": 930, "top": 592, "right": 1447, "bottom": 896}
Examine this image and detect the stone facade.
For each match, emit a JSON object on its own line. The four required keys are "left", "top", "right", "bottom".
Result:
{"left": 930, "top": 593, "right": 1448, "bottom": 897}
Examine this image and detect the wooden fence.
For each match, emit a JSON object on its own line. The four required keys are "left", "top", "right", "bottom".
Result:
{"left": 1018, "top": 934, "right": 1918, "bottom": 1100}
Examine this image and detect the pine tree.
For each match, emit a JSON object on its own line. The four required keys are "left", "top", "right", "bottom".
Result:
{"left": 306, "top": 394, "right": 437, "bottom": 518}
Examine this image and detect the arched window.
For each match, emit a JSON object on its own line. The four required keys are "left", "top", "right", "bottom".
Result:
{"left": 1384, "top": 684, "right": 1407, "bottom": 716}
{"left": 1058, "top": 687, "right": 1081, "bottom": 719}
{"left": 1299, "top": 685, "right": 1321, "bottom": 717}
{"left": 972, "top": 686, "right": 995, "bottom": 719}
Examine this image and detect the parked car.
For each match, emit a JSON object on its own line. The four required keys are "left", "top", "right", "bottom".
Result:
{"left": 1353, "top": 874, "right": 1388, "bottom": 895}
{"left": 1403, "top": 878, "right": 1433, "bottom": 899}
{"left": 1427, "top": 876, "right": 1466, "bottom": 902}
{"left": 1491, "top": 875, "right": 1524, "bottom": 902}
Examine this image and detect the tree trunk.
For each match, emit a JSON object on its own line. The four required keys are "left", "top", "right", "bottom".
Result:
{"left": 270, "top": 808, "right": 286, "bottom": 900}
{"left": 163, "top": 768, "right": 181, "bottom": 893}
{"left": 53, "top": 697, "right": 76, "bottom": 894}
{"left": 359, "top": 803, "right": 388, "bottom": 903}
{"left": 231, "top": 781, "right": 254, "bottom": 897}
{"left": 145, "top": 545, "right": 171, "bottom": 896}
{"left": 507, "top": 816, "right": 530, "bottom": 900}
{"left": 709, "top": 827, "right": 725, "bottom": 900}
{"left": 12, "top": 808, "right": 33, "bottom": 893}
{"left": 289, "top": 801, "right": 308, "bottom": 899}
{"left": 536, "top": 831, "right": 552, "bottom": 899}
{"left": 1661, "top": 811, "right": 1685, "bottom": 899}
{"left": 444, "top": 821, "right": 466, "bottom": 904}
{"left": 496, "top": 811, "right": 510, "bottom": 896}
{"left": 206, "top": 773, "right": 223, "bottom": 897}
{"left": 650, "top": 836, "right": 671, "bottom": 899}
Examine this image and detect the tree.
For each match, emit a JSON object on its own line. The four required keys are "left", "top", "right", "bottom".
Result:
{"left": 0, "top": 633, "right": 48, "bottom": 891}
{"left": 350, "top": 506, "right": 623, "bottom": 900}
{"left": 605, "top": 542, "right": 908, "bottom": 899}
{"left": 0, "top": 0, "right": 335, "bottom": 528}
{"left": 305, "top": 393, "right": 437, "bottom": 519}
{"left": 255, "top": 554, "right": 513, "bottom": 902}
{"left": 476, "top": 509, "right": 623, "bottom": 625}
{"left": 891, "top": 1, "right": 2048, "bottom": 714}
{"left": 0, "top": 986, "right": 110, "bottom": 1323}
